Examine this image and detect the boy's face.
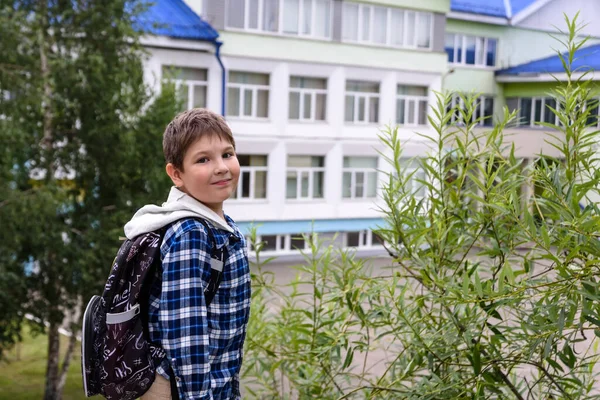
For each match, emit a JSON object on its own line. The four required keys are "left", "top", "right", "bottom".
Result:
{"left": 167, "top": 134, "right": 240, "bottom": 215}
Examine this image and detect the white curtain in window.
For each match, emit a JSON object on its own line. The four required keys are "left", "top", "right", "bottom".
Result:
{"left": 373, "top": 7, "right": 387, "bottom": 44}
{"left": 302, "top": 0, "right": 312, "bottom": 34}
{"left": 342, "top": 3, "right": 359, "bottom": 41}
{"left": 263, "top": 0, "right": 279, "bottom": 31}
{"left": 283, "top": 0, "right": 300, "bottom": 33}
{"left": 314, "top": 0, "right": 331, "bottom": 38}
{"left": 248, "top": 0, "right": 259, "bottom": 29}
{"left": 390, "top": 9, "right": 404, "bottom": 46}
{"left": 361, "top": 6, "right": 371, "bottom": 41}
{"left": 416, "top": 13, "right": 431, "bottom": 48}
{"left": 405, "top": 11, "right": 416, "bottom": 46}
{"left": 226, "top": 0, "right": 245, "bottom": 28}
{"left": 344, "top": 156, "right": 377, "bottom": 168}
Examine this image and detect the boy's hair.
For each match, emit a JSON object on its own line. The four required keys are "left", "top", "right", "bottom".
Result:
{"left": 163, "top": 108, "right": 236, "bottom": 171}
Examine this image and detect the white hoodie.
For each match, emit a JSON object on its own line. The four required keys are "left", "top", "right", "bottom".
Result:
{"left": 124, "top": 187, "right": 234, "bottom": 239}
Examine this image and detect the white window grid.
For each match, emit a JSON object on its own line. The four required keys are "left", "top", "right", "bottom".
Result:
{"left": 346, "top": 92, "right": 379, "bottom": 123}
{"left": 172, "top": 79, "right": 208, "bottom": 110}
{"left": 289, "top": 87, "right": 327, "bottom": 121}
{"left": 343, "top": 3, "right": 433, "bottom": 50}
{"left": 343, "top": 168, "right": 377, "bottom": 199}
{"left": 227, "top": 82, "right": 270, "bottom": 119}
{"left": 249, "top": 230, "right": 384, "bottom": 256}
{"left": 286, "top": 166, "right": 326, "bottom": 200}
{"left": 449, "top": 34, "right": 496, "bottom": 67}
{"left": 345, "top": 230, "right": 385, "bottom": 248}
{"left": 449, "top": 95, "right": 494, "bottom": 126}
{"left": 397, "top": 94, "right": 428, "bottom": 126}
{"left": 407, "top": 168, "right": 430, "bottom": 208}
{"left": 233, "top": 165, "right": 269, "bottom": 200}
{"left": 516, "top": 97, "right": 560, "bottom": 127}
{"left": 255, "top": 234, "right": 287, "bottom": 253}
{"left": 225, "top": 0, "right": 333, "bottom": 39}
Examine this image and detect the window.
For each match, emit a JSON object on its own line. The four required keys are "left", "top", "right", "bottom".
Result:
{"left": 286, "top": 156, "right": 325, "bottom": 200}
{"left": 448, "top": 95, "right": 494, "bottom": 127}
{"left": 232, "top": 155, "right": 268, "bottom": 200}
{"left": 345, "top": 80, "right": 379, "bottom": 123}
{"left": 585, "top": 99, "right": 599, "bottom": 127}
{"left": 342, "top": 3, "right": 433, "bottom": 49}
{"left": 226, "top": 0, "right": 332, "bottom": 38}
{"left": 446, "top": 34, "right": 497, "bottom": 67}
{"left": 162, "top": 66, "right": 208, "bottom": 110}
{"left": 342, "top": 156, "right": 378, "bottom": 199}
{"left": 397, "top": 85, "right": 428, "bottom": 126}
{"left": 227, "top": 71, "right": 269, "bottom": 119}
{"left": 258, "top": 234, "right": 282, "bottom": 252}
{"left": 346, "top": 231, "right": 367, "bottom": 247}
{"left": 400, "top": 158, "right": 428, "bottom": 201}
{"left": 289, "top": 77, "right": 327, "bottom": 121}
{"left": 508, "top": 97, "right": 560, "bottom": 127}
{"left": 345, "top": 230, "right": 382, "bottom": 248}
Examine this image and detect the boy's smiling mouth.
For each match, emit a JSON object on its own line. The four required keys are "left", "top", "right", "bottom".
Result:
{"left": 212, "top": 179, "right": 232, "bottom": 186}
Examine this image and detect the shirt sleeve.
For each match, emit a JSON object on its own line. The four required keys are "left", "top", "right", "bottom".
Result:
{"left": 159, "top": 227, "right": 213, "bottom": 400}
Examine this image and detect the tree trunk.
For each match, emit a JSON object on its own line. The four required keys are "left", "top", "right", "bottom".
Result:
{"left": 56, "top": 315, "right": 79, "bottom": 398}
{"left": 43, "top": 322, "right": 60, "bottom": 400}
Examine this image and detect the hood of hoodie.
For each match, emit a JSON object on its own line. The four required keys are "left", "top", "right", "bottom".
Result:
{"left": 124, "top": 187, "right": 234, "bottom": 239}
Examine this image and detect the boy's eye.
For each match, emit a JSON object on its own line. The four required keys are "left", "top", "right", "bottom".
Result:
{"left": 223, "top": 152, "right": 234, "bottom": 159}
{"left": 197, "top": 157, "right": 208, "bottom": 164}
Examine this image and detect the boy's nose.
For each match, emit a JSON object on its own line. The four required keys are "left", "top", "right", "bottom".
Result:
{"left": 214, "top": 158, "right": 229, "bottom": 174}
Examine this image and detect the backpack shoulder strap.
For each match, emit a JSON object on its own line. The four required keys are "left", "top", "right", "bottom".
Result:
{"left": 159, "top": 218, "right": 225, "bottom": 307}
{"left": 191, "top": 218, "right": 225, "bottom": 307}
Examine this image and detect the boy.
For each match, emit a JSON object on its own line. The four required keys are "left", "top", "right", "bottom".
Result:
{"left": 123, "top": 108, "right": 251, "bottom": 399}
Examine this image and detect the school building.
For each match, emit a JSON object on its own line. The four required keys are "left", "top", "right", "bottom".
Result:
{"left": 138, "top": 0, "right": 600, "bottom": 258}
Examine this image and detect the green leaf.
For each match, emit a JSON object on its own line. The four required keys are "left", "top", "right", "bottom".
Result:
{"left": 472, "top": 344, "right": 482, "bottom": 375}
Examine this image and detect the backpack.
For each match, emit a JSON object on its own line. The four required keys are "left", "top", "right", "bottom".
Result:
{"left": 81, "top": 218, "right": 225, "bottom": 400}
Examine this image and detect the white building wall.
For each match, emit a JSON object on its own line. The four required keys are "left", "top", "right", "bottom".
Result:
{"left": 516, "top": 0, "right": 600, "bottom": 37}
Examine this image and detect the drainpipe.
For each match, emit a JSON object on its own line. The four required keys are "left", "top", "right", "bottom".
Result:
{"left": 213, "top": 40, "right": 226, "bottom": 116}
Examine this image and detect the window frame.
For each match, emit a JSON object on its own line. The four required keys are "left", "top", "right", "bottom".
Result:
{"left": 286, "top": 156, "right": 326, "bottom": 200}
{"left": 396, "top": 86, "right": 429, "bottom": 126}
{"left": 289, "top": 77, "right": 328, "bottom": 122}
{"left": 448, "top": 95, "right": 495, "bottom": 127}
{"left": 231, "top": 155, "right": 269, "bottom": 201}
{"left": 225, "top": 0, "right": 334, "bottom": 39}
{"left": 342, "top": 2, "right": 433, "bottom": 50}
{"left": 227, "top": 72, "right": 270, "bottom": 120}
{"left": 342, "top": 157, "right": 379, "bottom": 199}
{"left": 162, "top": 66, "right": 209, "bottom": 110}
{"left": 447, "top": 34, "right": 498, "bottom": 68}
{"left": 345, "top": 81, "right": 380, "bottom": 124}
{"left": 516, "top": 97, "right": 560, "bottom": 128}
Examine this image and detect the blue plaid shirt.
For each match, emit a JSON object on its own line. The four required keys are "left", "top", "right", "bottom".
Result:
{"left": 147, "top": 216, "right": 251, "bottom": 400}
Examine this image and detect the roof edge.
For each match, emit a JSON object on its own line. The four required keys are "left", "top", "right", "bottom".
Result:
{"left": 447, "top": 11, "right": 509, "bottom": 25}
{"left": 511, "top": 0, "right": 555, "bottom": 25}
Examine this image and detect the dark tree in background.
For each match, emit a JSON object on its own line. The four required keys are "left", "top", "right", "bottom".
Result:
{"left": 0, "top": 1, "right": 178, "bottom": 398}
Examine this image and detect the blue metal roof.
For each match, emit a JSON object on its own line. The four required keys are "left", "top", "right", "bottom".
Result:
{"left": 451, "top": 0, "right": 507, "bottom": 18}
{"left": 236, "top": 218, "right": 385, "bottom": 236}
{"left": 136, "top": 0, "right": 219, "bottom": 41}
{"left": 497, "top": 43, "right": 600, "bottom": 76}
{"left": 450, "top": 0, "right": 538, "bottom": 18}
{"left": 510, "top": 0, "right": 538, "bottom": 15}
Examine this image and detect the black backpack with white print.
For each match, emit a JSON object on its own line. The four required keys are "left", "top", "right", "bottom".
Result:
{"left": 81, "top": 218, "right": 225, "bottom": 400}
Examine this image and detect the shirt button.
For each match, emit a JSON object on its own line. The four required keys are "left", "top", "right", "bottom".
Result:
{"left": 175, "top": 376, "right": 181, "bottom": 382}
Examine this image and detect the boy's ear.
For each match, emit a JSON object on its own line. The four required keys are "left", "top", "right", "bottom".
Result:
{"left": 166, "top": 163, "right": 184, "bottom": 188}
